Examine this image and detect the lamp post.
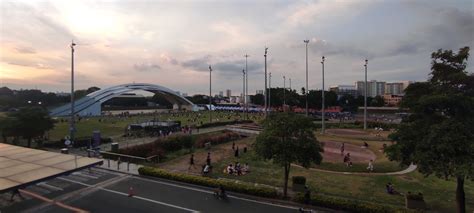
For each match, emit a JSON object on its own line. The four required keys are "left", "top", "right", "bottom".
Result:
{"left": 289, "top": 78, "right": 292, "bottom": 91}
{"left": 269, "top": 72, "right": 271, "bottom": 113}
{"left": 364, "top": 59, "right": 368, "bottom": 130}
{"left": 321, "top": 56, "right": 326, "bottom": 134}
{"left": 209, "top": 65, "right": 212, "bottom": 123}
{"left": 242, "top": 69, "right": 245, "bottom": 115}
{"left": 264, "top": 47, "right": 268, "bottom": 117}
{"left": 283, "top": 75, "right": 286, "bottom": 107}
{"left": 70, "top": 41, "right": 76, "bottom": 145}
{"left": 244, "top": 54, "right": 249, "bottom": 119}
{"left": 304, "top": 39, "right": 309, "bottom": 116}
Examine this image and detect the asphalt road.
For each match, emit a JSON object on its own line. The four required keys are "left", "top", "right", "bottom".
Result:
{"left": 1, "top": 167, "right": 324, "bottom": 213}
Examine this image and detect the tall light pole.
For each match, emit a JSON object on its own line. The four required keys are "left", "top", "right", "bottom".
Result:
{"left": 244, "top": 54, "right": 249, "bottom": 119}
{"left": 242, "top": 69, "right": 245, "bottom": 115}
{"left": 364, "top": 59, "right": 368, "bottom": 130}
{"left": 304, "top": 40, "right": 309, "bottom": 116}
{"left": 264, "top": 47, "right": 268, "bottom": 117}
{"left": 289, "top": 78, "right": 292, "bottom": 91}
{"left": 321, "top": 56, "right": 326, "bottom": 134}
{"left": 283, "top": 75, "right": 286, "bottom": 107}
{"left": 209, "top": 65, "right": 212, "bottom": 123}
{"left": 269, "top": 72, "right": 272, "bottom": 113}
{"left": 70, "top": 41, "right": 76, "bottom": 145}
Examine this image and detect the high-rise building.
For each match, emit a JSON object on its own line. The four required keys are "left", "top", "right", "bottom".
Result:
{"left": 329, "top": 85, "right": 358, "bottom": 97}
{"left": 256, "top": 90, "right": 264, "bottom": 95}
{"left": 226, "top": 89, "right": 231, "bottom": 98}
{"left": 355, "top": 80, "right": 385, "bottom": 97}
{"left": 385, "top": 83, "right": 404, "bottom": 95}
{"left": 219, "top": 91, "right": 224, "bottom": 97}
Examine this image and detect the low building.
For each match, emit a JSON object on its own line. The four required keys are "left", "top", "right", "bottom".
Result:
{"left": 382, "top": 94, "right": 403, "bottom": 106}
{"left": 329, "top": 85, "right": 358, "bottom": 97}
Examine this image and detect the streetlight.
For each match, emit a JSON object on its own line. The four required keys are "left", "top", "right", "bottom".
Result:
{"left": 264, "top": 47, "right": 268, "bottom": 117}
{"left": 321, "top": 56, "right": 326, "bottom": 134}
{"left": 283, "top": 75, "right": 286, "bottom": 107}
{"left": 242, "top": 69, "right": 245, "bottom": 115}
{"left": 269, "top": 72, "right": 272, "bottom": 113}
{"left": 364, "top": 59, "right": 368, "bottom": 130}
{"left": 209, "top": 65, "right": 212, "bottom": 123}
{"left": 304, "top": 40, "right": 310, "bottom": 116}
{"left": 244, "top": 54, "right": 249, "bottom": 119}
{"left": 70, "top": 41, "right": 76, "bottom": 145}
{"left": 289, "top": 78, "right": 292, "bottom": 91}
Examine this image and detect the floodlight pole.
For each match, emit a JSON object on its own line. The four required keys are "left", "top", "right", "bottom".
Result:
{"left": 269, "top": 72, "right": 272, "bottom": 114}
{"left": 209, "top": 65, "right": 212, "bottom": 123}
{"left": 70, "top": 41, "right": 76, "bottom": 144}
{"left": 304, "top": 40, "right": 309, "bottom": 117}
{"left": 242, "top": 69, "right": 245, "bottom": 115}
{"left": 244, "top": 54, "right": 249, "bottom": 119}
{"left": 321, "top": 56, "right": 326, "bottom": 134}
{"left": 264, "top": 47, "right": 268, "bottom": 117}
{"left": 364, "top": 59, "right": 368, "bottom": 130}
{"left": 283, "top": 76, "right": 286, "bottom": 107}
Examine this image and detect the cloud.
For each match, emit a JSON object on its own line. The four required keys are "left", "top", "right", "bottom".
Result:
{"left": 15, "top": 46, "right": 36, "bottom": 54}
{"left": 133, "top": 62, "right": 161, "bottom": 72}
{"left": 181, "top": 55, "right": 212, "bottom": 72}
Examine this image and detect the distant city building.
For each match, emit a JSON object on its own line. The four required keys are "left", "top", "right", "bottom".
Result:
{"left": 355, "top": 80, "right": 385, "bottom": 97}
{"left": 226, "top": 89, "right": 231, "bottom": 98}
{"left": 219, "top": 91, "right": 224, "bottom": 97}
{"left": 382, "top": 94, "right": 403, "bottom": 106}
{"left": 55, "top": 92, "right": 70, "bottom": 97}
{"left": 329, "top": 85, "right": 358, "bottom": 97}
{"left": 256, "top": 90, "right": 264, "bottom": 95}
{"left": 230, "top": 96, "right": 242, "bottom": 103}
{"left": 385, "top": 82, "right": 404, "bottom": 95}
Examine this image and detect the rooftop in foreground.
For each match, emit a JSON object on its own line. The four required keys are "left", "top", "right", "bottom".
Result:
{"left": 0, "top": 143, "right": 102, "bottom": 193}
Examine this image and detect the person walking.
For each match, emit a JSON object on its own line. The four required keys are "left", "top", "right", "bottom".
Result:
{"left": 340, "top": 142, "right": 345, "bottom": 156}
{"left": 234, "top": 146, "right": 239, "bottom": 158}
{"left": 367, "top": 159, "right": 374, "bottom": 172}
{"left": 188, "top": 154, "right": 196, "bottom": 170}
{"left": 206, "top": 152, "right": 211, "bottom": 165}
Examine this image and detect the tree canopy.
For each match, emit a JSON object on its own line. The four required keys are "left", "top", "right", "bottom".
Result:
{"left": 385, "top": 47, "right": 473, "bottom": 213}
{"left": 254, "top": 112, "right": 323, "bottom": 197}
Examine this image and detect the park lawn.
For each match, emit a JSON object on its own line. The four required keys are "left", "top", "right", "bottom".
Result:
{"left": 207, "top": 137, "right": 473, "bottom": 212}
{"left": 48, "top": 111, "right": 263, "bottom": 141}
{"left": 312, "top": 132, "right": 406, "bottom": 173}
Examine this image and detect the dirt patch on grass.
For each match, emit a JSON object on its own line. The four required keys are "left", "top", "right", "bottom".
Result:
{"left": 321, "top": 140, "right": 376, "bottom": 163}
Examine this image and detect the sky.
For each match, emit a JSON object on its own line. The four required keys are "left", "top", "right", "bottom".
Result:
{"left": 0, "top": 0, "right": 473, "bottom": 95}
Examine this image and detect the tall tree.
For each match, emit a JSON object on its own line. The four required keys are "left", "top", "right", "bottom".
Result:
{"left": 385, "top": 47, "right": 473, "bottom": 213}
{"left": 254, "top": 112, "right": 324, "bottom": 197}
{"left": 1, "top": 107, "right": 55, "bottom": 147}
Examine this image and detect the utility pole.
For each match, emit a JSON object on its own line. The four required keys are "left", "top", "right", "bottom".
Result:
{"left": 242, "top": 69, "right": 245, "bottom": 116}
{"left": 70, "top": 41, "right": 76, "bottom": 145}
{"left": 209, "top": 65, "right": 212, "bottom": 123}
{"left": 283, "top": 75, "right": 286, "bottom": 107}
{"left": 269, "top": 72, "right": 272, "bottom": 114}
{"left": 321, "top": 56, "right": 326, "bottom": 134}
{"left": 264, "top": 47, "right": 268, "bottom": 117}
{"left": 364, "top": 59, "right": 368, "bottom": 130}
{"left": 304, "top": 40, "right": 309, "bottom": 117}
{"left": 289, "top": 78, "right": 292, "bottom": 91}
{"left": 244, "top": 54, "right": 249, "bottom": 119}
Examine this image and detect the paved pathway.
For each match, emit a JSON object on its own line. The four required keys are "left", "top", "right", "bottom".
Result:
{"left": 292, "top": 163, "right": 417, "bottom": 176}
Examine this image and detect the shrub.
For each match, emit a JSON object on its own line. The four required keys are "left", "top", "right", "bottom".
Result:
{"left": 292, "top": 176, "right": 306, "bottom": 185}
{"left": 406, "top": 192, "right": 424, "bottom": 201}
{"left": 293, "top": 193, "right": 413, "bottom": 213}
{"left": 44, "top": 137, "right": 113, "bottom": 148}
{"left": 138, "top": 167, "right": 279, "bottom": 198}
{"left": 198, "top": 120, "right": 253, "bottom": 128}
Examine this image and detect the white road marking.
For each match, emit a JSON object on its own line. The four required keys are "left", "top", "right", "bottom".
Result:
{"left": 37, "top": 182, "right": 63, "bottom": 191}
{"left": 132, "top": 177, "right": 300, "bottom": 210}
{"left": 72, "top": 171, "right": 99, "bottom": 179}
{"left": 57, "top": 177, "right": 198, "bottom": 212}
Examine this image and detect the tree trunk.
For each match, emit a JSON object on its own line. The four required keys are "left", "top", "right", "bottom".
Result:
{"left": 456, "top": 176, "right": 465, "bottom": 213}
{"left": 27, "top": 137, "right": 32, "bottom": 148}
{"left": 283, "top": 163, "right": 290, "bottom": 198}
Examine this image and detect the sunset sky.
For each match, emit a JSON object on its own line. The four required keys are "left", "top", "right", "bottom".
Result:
{"left": 0, "top": 0, "right": 473, "bottom": 95}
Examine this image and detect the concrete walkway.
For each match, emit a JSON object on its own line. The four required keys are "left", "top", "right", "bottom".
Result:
{"left": 292, "top": 163, "right": 417, "bottom": 176}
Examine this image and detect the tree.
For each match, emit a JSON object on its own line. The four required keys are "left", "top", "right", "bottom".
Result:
{"left": 250, "top": 94, "right": 264, "bottom": 105}
{"left": 371, "top": 95, "right": 385, "bottom": 107}
{"left": 86, "top": 86, "right": 101, "bottom": 94}
{"left": 254, "top": 112, "right": 324, "bottom": 197}
{"left": 385, "top": 47, "right": 473, "bottom": 213}
{"left": 1, "top": 107, "right": 55, "bottom": 147}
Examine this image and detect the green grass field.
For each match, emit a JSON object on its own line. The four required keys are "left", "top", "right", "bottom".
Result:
{"left": 48, "top": 111, "right": 263, "bottom": 141}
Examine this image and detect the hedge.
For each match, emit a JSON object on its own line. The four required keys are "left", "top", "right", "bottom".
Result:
{"left": 44, "top": 137, "right": 113, "bottom": 148}
{"left": 294, "top": 193, "right": 415, "bottom": 213}
{"left": 197, "top": 120, "right": 253, "bottom": 128}
{"left": 292, "top": 176, "right": 306, "bottom": 185}
{"left": 138, "top": 167, "right": 279, "bottom": 198}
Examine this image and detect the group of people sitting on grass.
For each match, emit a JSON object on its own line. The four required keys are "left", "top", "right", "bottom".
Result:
{"left": 224, "top": 162, "right": 250, "bottom": 175}
{"left": 386, "top": 182, "right": 401, "bottom": 195}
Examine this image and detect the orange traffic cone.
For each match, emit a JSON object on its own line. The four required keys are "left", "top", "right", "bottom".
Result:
{"left": 128, "top": 186, "right": 134, "bottom": 197}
